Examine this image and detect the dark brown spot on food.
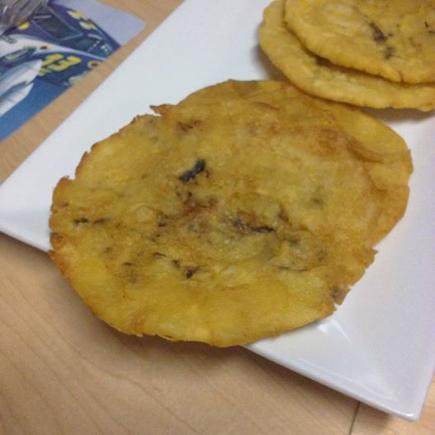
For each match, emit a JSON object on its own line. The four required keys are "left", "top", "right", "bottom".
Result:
{"left": 181, "top": 194, "right": 216, "bottom": 219}
{"left": 150, "top": 104, "right": 171, "bottom": 115}
{"left": 177, "top": 120, "right": 201, "bottom": 132}
{"left": 314, "top": 55, "right": 330, "bottom": 66}
{"left": 424, "top": 21, "right": 435, "bottom": 33}
{"left": 185, "top": 266, "right": 199, "bottom": 279}
{"left": 93, "top": 217, "right": 110, "bottom": 224}
{"left": 149, "top": 231, "right": 162, "bottom": 242}
{"left": 208, "top": 197, "right": 217, "bottom": 207}
{"left": 288, "top": 238, "right": 300, "bottom": 246}
{"left": 233, "top": 217, "right": 249, "bottom": 232}
{"left": 156, "top": 213, "right": 169, "bottom": 227}
{"left": 383, "top": 46, "right": 394, "bottom": 59}
{"left": 251, "top": 225, "right": 274, "bottom": 233}
{"left": 233, "top": 217, "right": 274, "bottom": 234}
{"left": 122, "top": 262, "right": 134, "bottom": 266}
{"left": 317, "top": 249, "right": 327, "bottom": 262}
{"left": 278, "top": 208, "right": 290, "bottom": 224}
{"left": 182, "top": 200, "right": 201, "bottom": 217}
{"left": 187, "top": 222, "right": 200, "bottom": 232}
{"left": 179, "top": 159, "right": 206, "bottom": 183}
{"left": 369, "top": 22, "right": 387, "bottom": 43}
{"left": 153, "top": 252, "right": 166, "bottom": 258}
{"left": 331, "top": 287, "right": 346, "bottom": 304}
{"left": 73, "top": 217, "right": 89, "bottom": 224}
{"left": 311, "top": 197, "right": 324, "bottom": 207}
{"left": 172, "top": 259, "right": 181, "bottom": 268}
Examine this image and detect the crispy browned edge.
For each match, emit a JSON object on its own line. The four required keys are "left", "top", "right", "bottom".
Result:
{"left": 49, "top": 116, "right": 153, "bottom": 280}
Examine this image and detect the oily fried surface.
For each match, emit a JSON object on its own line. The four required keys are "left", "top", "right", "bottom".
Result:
{"left": 285, "top": 0, "right": 435, "bottom": 84}
{"left": 157, "top": 80, "right": 412, "bottom": 244}
{"left": 50, "top": 80, "right": 412, "bottom": 347}
{"left": 259, "top": 0, "right": 435, "bottom": 110}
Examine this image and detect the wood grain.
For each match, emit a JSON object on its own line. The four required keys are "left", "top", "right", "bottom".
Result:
{"left": 352, "top": 380, "right": 435, "bottom": 435}
{"left": 0, "top": 1, "right": 433, "bottom": 433}
{"left": 0, "top": 234, "right": 356, "bottom": 435}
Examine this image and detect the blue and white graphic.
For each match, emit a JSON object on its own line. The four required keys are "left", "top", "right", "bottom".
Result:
{"left": 0, "top": 0, "right": 144, "bottom": 139}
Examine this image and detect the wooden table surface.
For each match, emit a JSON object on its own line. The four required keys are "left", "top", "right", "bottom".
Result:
{"left": 0, "top": 1, "right": 434, "bottom": 434}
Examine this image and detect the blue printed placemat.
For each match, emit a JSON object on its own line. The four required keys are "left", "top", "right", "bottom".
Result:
{"left": 0, "top": 0, "right": 144, "bottom": 139}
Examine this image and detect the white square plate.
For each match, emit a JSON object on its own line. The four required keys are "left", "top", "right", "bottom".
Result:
{"left": 0, "top": 0, "right": 434, "bottom": 420}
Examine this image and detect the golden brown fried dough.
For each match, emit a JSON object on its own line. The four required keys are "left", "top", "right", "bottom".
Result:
{"left": 285, "top": 0, "right": 435, "bottom": 84}
{"left": 259, "top": 0, "right": 435, "bottom": 110}
{"left": 50, "top": 80, "right": 412, "bottom": 347}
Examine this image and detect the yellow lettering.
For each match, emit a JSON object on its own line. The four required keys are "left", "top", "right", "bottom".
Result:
{"left": 67, "top": 10, "right": 98, "bottom": 31}
{"left": 39, "top": 54, "right": 82, "bottom": 74}
{"left": 79, "top": 21, "right": 97, "bottom": 31}
{"left": 42, "top": 53, "right": 63, "bottom": 66}
{"left": 67, "top": 10, "right": 87, "bottom": 20}
{"left": 47, "top": 56, "right": 81, "bottom": 72}
{"left": 18, "top": 21, "right": 30, "bottom": 30}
